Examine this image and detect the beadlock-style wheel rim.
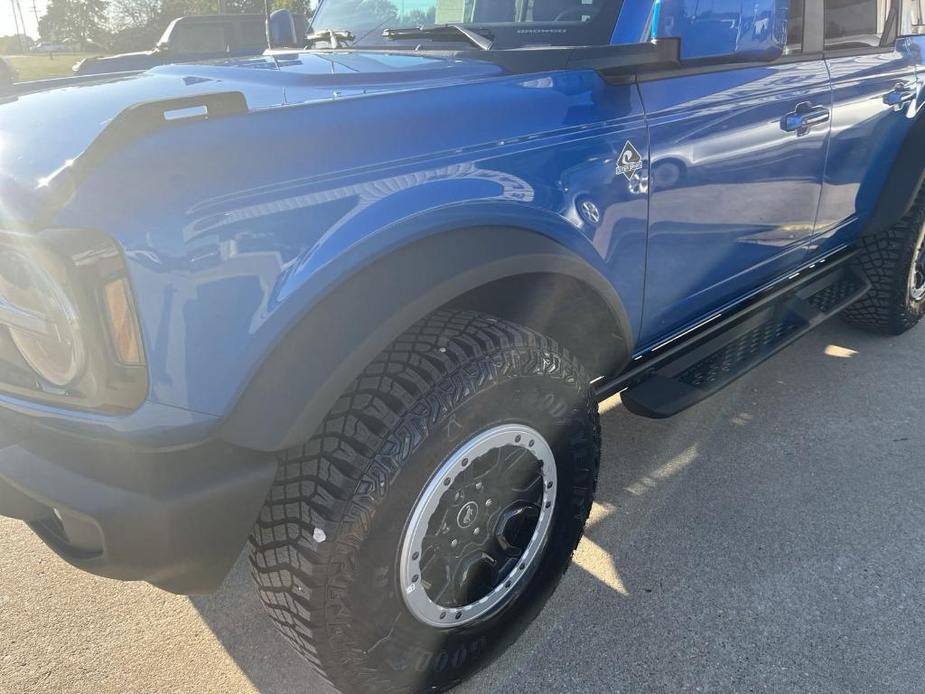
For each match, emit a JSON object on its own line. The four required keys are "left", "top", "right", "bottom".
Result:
{"left": 399, "top": 424, "right": 557, "bottom": 629}
{"left": 911, "top": 224, "right": 925, "bottom": 303}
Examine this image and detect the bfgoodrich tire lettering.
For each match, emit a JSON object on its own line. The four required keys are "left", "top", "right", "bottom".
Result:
{"left": 843, "top": 188, "right": 925, "bottom": 335}
{"left": 249, "top": 310, "right": 601, "bottom": 693}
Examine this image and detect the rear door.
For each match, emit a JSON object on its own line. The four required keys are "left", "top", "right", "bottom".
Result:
{"left": 637, "top": 1, "right": 832, "bottom": 344}
{"left": 814, "top": 0, "right": 918, "bottom": 253}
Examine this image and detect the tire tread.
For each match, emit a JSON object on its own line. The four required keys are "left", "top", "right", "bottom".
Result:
{"left": 249, "top": 309, "right": 599, "bottom": 693}
{"left": 843, "top": 187, "right": 925, "bottom": 335}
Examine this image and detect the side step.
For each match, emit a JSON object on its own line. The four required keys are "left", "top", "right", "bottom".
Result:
{"left": 609, "top": 257, "right": 869, "bottom": 419}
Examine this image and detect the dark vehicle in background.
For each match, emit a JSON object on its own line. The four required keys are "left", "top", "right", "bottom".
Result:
{"left": 74, "top": 14, "right": 277, "bottom": 75}
{"left": 0, "top": 57, "right": 17, "bottom": 91}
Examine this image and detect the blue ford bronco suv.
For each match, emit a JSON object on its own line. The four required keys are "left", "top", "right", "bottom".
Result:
{"left": 1, "top": 0, "right": 923, "bottom": 691}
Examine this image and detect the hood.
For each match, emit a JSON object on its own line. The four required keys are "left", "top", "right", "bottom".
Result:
{"left": 0, "top": 51, "right": 504, "bottom": 226}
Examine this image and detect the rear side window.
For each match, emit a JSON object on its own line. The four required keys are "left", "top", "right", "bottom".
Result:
{"left": 786, "top": 0, "right": 805, "bottom": 54}
{"left": 171, "top": 23, "right": 231, "bottom": 53}
{"left": 236, "top": 19, "right": 269, "bottom": 49}
{"left": 824, "top": 0, "right": 893, "bottom": 49}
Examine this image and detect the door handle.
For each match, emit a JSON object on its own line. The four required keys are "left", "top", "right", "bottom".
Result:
{"left": 883, "top": 83, "right": 917, "bottom": 111}
{"left": 781, "top": 102, "right": 831, "bottom": 135}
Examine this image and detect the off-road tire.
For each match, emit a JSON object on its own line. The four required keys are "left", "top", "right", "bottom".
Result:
{"left": 249, "top": 310, "right": 601, "bottom": 694}
{"left": 843, "top": 188, "right": 925, "bottom": 335}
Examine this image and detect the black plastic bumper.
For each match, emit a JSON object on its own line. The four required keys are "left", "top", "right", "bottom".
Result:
{"left": 0, "top": 412, "right": 276, "bottom": 595}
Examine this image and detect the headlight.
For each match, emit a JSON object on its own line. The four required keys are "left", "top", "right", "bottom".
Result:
{"left": 0, "top": 247, "right": 86, "bottom": 387}
{"left": 0, "top": 229, "right": 147, "bottom": 412}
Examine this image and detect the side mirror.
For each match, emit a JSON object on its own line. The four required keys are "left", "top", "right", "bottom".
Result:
{"left": 155, "top": 41, "right": 170, "bottom": 52}
{"left": 653, "top": 0, "right": 789, "bottom": 62}
{"left": 269, "top": 9, "right": 298, "bottom": 48}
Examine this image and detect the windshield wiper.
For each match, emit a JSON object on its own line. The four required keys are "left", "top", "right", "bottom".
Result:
{"left": 382, "top": 25, "right": 494, "bottom": 51}
{"left": 304, "top": 29, "right": 355, "bottom": 49}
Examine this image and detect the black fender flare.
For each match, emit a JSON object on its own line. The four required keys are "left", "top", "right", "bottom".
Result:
{"left": 861, "top": 107, "right": 925, "bottom": 238}
{"left": 217, "top": 227, "right": 633, "bottom": 452}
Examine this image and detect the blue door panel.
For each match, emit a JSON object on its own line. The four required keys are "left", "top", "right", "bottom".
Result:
{"left": 813, "top": 44, "right": 919, "bottom": 255}
{"left": 638, "top": 60, "right": 831, "bottom": 345}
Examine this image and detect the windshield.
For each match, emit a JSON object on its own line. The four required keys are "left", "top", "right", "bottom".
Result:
{"left": 309, "top": 0, "right": 625, "bottom": 49}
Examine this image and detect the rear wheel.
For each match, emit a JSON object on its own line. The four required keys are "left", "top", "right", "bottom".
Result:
{"left": 249, "top": 310, "right": 600, "bottom": 693}
{"left": 843, "top": 189, "right": 925, "bottom": 335}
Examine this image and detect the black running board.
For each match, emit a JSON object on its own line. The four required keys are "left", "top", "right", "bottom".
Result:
{"left": 600, "top": 254, "right": 870, "bottom": 419}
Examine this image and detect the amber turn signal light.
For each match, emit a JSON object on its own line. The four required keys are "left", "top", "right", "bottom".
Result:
{"left": 103, "top": 277, "right": 144, "bottom": 366}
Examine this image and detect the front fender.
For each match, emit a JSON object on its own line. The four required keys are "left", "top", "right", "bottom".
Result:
{"left": 218, "top": 226, "right": 632, "bottom": 452}
{"left": 49, "top": 65, "right": 648, "bottom": 431}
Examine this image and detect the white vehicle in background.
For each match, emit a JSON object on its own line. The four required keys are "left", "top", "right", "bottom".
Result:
{"left": 32, "top": 42, "right": 71, "bottom": 53}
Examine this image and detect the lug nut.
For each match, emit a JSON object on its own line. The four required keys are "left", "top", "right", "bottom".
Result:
{"left": 473, "top": 528, "right": 481, "bottom": 536}
{"left": 485, "top": 498, "right": 493, "bottom": 508}
{"left": 451, "top": 539, "right": 458, "bottom": 548}
{"left": 475, "top": 482, "right": 483, "bottom": 491}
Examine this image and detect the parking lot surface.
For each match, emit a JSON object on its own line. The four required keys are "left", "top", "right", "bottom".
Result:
{"left": 2, "top": 318, "right": 924, "bottom": 693}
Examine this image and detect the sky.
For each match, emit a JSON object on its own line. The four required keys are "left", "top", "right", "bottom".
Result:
{"left": 1, "top": 0, "right": 46, "bottom": 39}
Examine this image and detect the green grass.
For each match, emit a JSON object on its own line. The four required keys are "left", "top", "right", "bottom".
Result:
{"left": 5, "top": 53, "right": 107, "bottom": 82}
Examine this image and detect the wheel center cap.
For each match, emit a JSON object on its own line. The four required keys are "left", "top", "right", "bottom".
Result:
{"left": 457, "top": 501, "right": 480, "bottom": 529}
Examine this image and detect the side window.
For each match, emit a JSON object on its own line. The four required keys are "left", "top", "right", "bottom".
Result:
{"left": 170, "top": 23, "right": 231, "bottom": 54}
{"left": 786, "top": 0, "right": 805, "bottom": 54}
{"left": 902, "top": 0, "right": 925, "bottom": 32}
{"left": 236, "top": 19, "right": 269, "bottom": 49}
{"left": 824, "top": 0, "right": 892, "bottom": 49}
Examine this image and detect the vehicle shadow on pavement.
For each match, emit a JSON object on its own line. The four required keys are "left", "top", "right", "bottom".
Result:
{"left": 190, "top": 554, "right": 338, "bottom": 694}
{"left": 192, "top": 320, "right": 925, "bottom": 694}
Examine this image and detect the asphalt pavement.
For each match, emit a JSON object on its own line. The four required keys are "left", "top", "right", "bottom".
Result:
{"left": 2, "top": 317, "right": 924, "bottom": 693}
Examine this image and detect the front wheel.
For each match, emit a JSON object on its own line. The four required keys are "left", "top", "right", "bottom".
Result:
{"left": 249, "top": 310, "right": 601, "bottom": 693}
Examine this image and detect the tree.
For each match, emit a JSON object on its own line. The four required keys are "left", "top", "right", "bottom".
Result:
{"left": 0, "top": 34, "right": 35, "bottom": 53}
{"left": 39, "top": 0, "right": 110, "bottom": 48}
{"left": 109, "top": 0, "right": 161, "bottom": 31}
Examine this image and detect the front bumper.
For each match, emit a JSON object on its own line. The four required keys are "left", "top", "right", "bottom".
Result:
{"left": 0, "top": 410, "right": 276, "bottom": 594}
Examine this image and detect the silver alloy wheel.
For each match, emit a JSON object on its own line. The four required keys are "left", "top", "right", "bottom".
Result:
{"left": 399, "top": 424, "right": 557, "bottom": 629}
{"left": 911, "top": 222, "right": 925, "bottom": 303}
